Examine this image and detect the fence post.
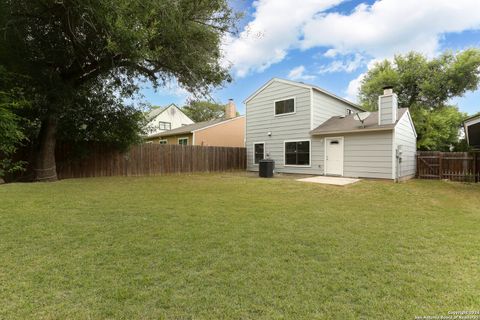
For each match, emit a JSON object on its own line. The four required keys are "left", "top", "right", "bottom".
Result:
{"left": 416, "top": 154, "right": 419, "bottom": 178}
{"left": 474, "top": 152, "right": 478, "bottom": 183}
{"left": 439, "top": 152, "right": 443, "bottom": 180}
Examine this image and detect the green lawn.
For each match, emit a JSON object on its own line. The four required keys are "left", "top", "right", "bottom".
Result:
{"left": 0, "top": 174, "right": 479, "bottom": 319}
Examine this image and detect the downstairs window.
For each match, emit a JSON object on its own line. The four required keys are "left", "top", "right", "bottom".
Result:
{"left": 285, "top": 140, "right": 310, "bottom": 166}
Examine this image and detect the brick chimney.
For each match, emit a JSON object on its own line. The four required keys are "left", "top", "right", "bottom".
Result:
{"left": 225, "top": 99, "right": 236, "bottom": 119}
{"left": 378, "top": 86, "right": 398, "bottom": 125}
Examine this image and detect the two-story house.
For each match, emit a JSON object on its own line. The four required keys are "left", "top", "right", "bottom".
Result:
{"left": 245, "top": 78, "right": 417, "bottom": 180}
{"left": 146, "top": 100, "right": 245, "bottom": 147}
{"left": 144, "top": 103, "right": 194, "bottom": 138}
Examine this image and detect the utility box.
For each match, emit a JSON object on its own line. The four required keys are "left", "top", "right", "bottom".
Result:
{"left": 259, "top": 159, "right": 274, "bottom": 178}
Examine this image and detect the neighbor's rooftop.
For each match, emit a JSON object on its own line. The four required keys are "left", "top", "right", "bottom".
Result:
{"left": 149, "top": 115, "right": 245, "bottom": 138}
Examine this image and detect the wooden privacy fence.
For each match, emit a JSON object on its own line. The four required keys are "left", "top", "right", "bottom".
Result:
{"left": 416, "top": 151, "right": 480, "bottom": 182}
{"left": 56, "top": 144, "right": 246, "bottom": 179}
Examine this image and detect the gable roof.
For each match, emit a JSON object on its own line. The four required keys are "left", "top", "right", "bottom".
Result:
{"left": 146, "top": 103, "right": 194, "bottom": 123}
{"left": 147, "top": 106, "right": 168, "bottom": 121}
{"left": 310, "top": 108, "right": 409, "bottom": 135}
{"left": 464, "top": 112, "right": 480, "bottom": 124}
{"left": 149, "top": 115, "right": 245, "bottom": 138}
{"left": 244, "top": 78, "right": 364, "bottom": 110}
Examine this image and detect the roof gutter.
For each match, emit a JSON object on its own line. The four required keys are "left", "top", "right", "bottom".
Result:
{"left": 310, "top": 127, "right": 394, "bottom": 136}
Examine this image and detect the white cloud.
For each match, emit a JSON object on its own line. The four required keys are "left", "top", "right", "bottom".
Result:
{"left": 288, "top": 65, "right": 316, "bottom": 81}
{"left": 346, "top": 73, "right": 365, "bottom": 102}
{"left": 345, "top": 58, "right": 389, "bottom": 101}
{"left": 318, "top": 54, "right": 366, "bottom": 74}
{"left": 223, "top": 0, "right": 480, "bottom": 81}
{"left": 301, "top": 0, "right": 480, "bottom": 59}
{"left": 317, "top": 0, "right": 480, "bottom": 103}
{"left": 222, "top": 0, "right": 343, "bottom": 77}
{"left": 147, "top": 79, "right": 193, "bottom": 106}
{"left": 222, "top": 0, "right": 480, "bottom": 105}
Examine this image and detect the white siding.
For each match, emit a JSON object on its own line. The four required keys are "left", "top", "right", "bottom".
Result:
{"left": 312, "top": 90, "right": 362, "bottom": 129}
{"left": 147, "top": 105, "right": 194, "bottom": 136}
{"left": 394, "top": 111, "right": 417, "bottom": 178}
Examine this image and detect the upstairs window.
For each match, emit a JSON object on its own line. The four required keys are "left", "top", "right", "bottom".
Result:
{"left": 346, "top": 109, "right": 353, "bottom": 115}
{"left": 253, "top": 143, "right": 265, "bottom": 164}
{"left": 275, "top": 98, "right": 295, "bottom": 116}
{"left": 159, "top": 121, "right": 171, "bottom": 130}
{"left": 285, "top": 140, "right": 310, "bottom": 166}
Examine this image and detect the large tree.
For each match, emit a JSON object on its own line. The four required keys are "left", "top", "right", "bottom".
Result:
{"left": 0, "top": 0, "right": 236, "bottom": 181}
{"left": 358, "top": 50, "right": 480, "bottom": 151}
{"left": 182, "top": 100, "right": 226, "bottom": 122}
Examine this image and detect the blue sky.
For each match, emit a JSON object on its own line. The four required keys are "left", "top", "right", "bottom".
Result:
{"left": 140, "top": 0, "right": 480, "bottom": 116}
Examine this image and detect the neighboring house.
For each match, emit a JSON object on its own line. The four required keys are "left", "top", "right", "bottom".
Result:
{"left": 144, "top": 103, "right": 194, "bottom": 138}
{"left": 464, "top": 113, "right": 480, "bottom": 150}
{"left": 245, "top": 78, "right": 417, "bottom": 180}
{"left": 146, "top": 100, "right": 245, "bottom": 147}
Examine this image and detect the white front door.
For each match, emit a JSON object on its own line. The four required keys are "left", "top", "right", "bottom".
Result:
{"left": 325, "top": 137, "right": 344, "bottom": 176}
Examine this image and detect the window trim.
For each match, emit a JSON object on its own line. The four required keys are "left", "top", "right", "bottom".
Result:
{"left": 252, "top": 142, "right": 266, "bottom": 165}
{"left": 178, "top": 137, "right": 189, "bottom": 145}
{"left": 158, "top": 121, "right": 171, "bottom": 131}
{"left": 159, "top": 139, "right": 168, "bottom": 145}
{"left": 273, "top": 97, "right": 296, "bottom": 117}
{"left": 283, "top": 139, "right": 311, "bottom": 167}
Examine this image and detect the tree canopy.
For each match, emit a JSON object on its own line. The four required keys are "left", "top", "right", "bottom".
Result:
{"left": 0, "top": 0, "right": 237, "bottom": 181}
{"left": 182, "top": 100, "right": 226, "bottom": 122}
{"left": 358, "top": 50, "right": 480, "bottom": 151}
{"left": 0, "top": 67, "right": 29, "bottom": 178}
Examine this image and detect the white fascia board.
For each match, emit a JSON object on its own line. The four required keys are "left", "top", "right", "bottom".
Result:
{"left": 395, "top": 109, "right": 417, "bottom": 138}
{"left": 243, "top": 78, "right": 311, "bottom": 104}
{"left": 243, "top": 78, "right": 363, "bottom": 111}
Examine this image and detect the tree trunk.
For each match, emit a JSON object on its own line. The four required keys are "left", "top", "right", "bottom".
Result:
{"left": 33, "top": 116, "right": 58, "bottom": 182}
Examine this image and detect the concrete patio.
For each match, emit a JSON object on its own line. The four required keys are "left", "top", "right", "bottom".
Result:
{"left": 296, "top": 176, "right": 361, "bottom": 186}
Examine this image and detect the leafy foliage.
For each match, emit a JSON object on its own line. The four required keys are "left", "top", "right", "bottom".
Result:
{"left": 57, "top": 80, "right": 146, "bottom": 152}
{"left": 0, "top": 0, "right": 236, "bottom": 96}
{"left": 413, "top": 106, "right": 466, "bottom": 151}
{"left": 182, "top": 100, "right": 226, "bottom": 122}
{"left": 359, "top": 50, "right": 480, "bottom": 150}
{"left": 0, "top": 67, "right": 29, "bottom": 177}
{"left": 0, "top": 0, "right": 237, "bottom": 179}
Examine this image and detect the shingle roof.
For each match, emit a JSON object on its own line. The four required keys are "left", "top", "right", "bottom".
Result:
{"left": 146, "top": 106, "right": 168, "bottom": 121}
{"left": 149, "top": 116, "right": 244, "bottom": 138}
{"left": 310, "top": 108, "right": 408, "bottom": 135}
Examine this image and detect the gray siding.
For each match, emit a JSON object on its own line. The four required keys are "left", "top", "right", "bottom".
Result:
{"left": 246, "top": 81, "right": 319, "bottom": 174}
{"left": 312, "top": 91, "right": 362, "bottom": 128}
{"left": 341, "top": 131, "right": 393, "bottom": 179}
{"left": 246, "top": 79, "right": 396, "bottom": 179}
{"left": 379, "top": 95, "right": 396, "bottom": 125}
{"left": 394, "top": 112, "right": 417, "bottom": 178}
